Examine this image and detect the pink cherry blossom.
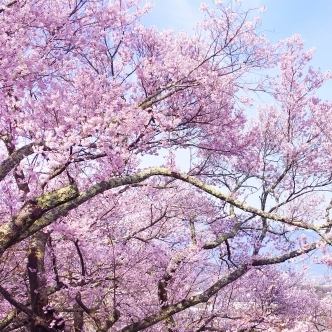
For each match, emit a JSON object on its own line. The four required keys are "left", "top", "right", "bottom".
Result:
{"left": 0, "top": 1, "right": 331, "bottom": 331}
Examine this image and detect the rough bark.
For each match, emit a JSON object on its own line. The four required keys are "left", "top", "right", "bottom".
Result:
{"left": 27, "top": 232, "right": 49, "bottom": 332}
{"left": 0, "top": 167, "right": 321, "bottom": 257}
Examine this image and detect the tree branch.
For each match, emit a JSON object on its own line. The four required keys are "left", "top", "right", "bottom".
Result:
{"left": 73, "top": 239, "right": 86, "bottom": 277}
{"left": 0, "top": 309, "right": 17, "bottom": 330}
{"left": 120, "top": 265, "right": 248, "bottom": 332}
{"left": 0, "top": 167, "right": 324, "bottom": 256}
{"left": 0, "top": 285, "right": 33, "bottom": 317}
{"left": 0, "top": 143, "right": 36, "bottom": 181}
{"left": 119, "top": 242, "right": 318, "bottom": 332}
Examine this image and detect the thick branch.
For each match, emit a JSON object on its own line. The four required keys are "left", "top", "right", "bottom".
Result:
{"left": 203, "top": 222, "right": 242, "bottom": 249}
{"left": 120, "top": 265, "right": 248, "bottom": 332}
{"left": 0, "top": 309, "right": 17, "bottom": 330}
{"left": 0, "top": 285, "right": 33, "bottom": 317}
{"left": 0, "top": 143, "right": 36, "bottom": 181}
{"left": 119, "top": 243, "right": 318, "bottom": 332}
{"left": 0, "top": 0, "right": 18, "bottom": 14}
{"left": 0, "top": 167, "right": 322, "bottom": 256}
{"left": 0, "top": 185, "right": 78, "bottom": 255}
{"left": 73, "top": 239, "right": 86, "bottom": 277}
{"left": 252, "top": 242, "right": 317, "bottom": 266}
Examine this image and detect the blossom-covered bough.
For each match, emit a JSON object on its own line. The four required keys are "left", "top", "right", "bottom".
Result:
{"left": 0, "top": 0, "right": 332, "bottom": 331}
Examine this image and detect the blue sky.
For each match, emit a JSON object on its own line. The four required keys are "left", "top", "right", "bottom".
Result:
{"left": 144, "top": 0, "right": 332, "bottom": 97}
{"left": 142, "top": 1, "right": 332, "bottom": 282}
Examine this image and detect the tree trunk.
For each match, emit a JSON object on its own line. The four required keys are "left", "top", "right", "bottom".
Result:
{"left": 27, "top": 231, "right": 49, "bottom": 332}
{"left": 73, "top": 303, "right": 84, "bottom": 332}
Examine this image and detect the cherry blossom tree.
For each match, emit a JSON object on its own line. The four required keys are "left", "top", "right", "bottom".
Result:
{"left": 0, "top": 0, "right": 332, "bottom": 331}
